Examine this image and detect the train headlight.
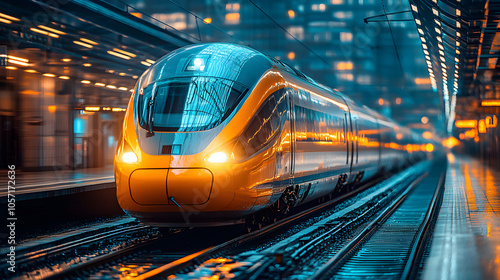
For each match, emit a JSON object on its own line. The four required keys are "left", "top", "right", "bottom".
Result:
{"left": 207, "top": 152, "right": 227, "bottom": 163}
{"left": 122, "top": 151, "right": 138, "bottom": 164}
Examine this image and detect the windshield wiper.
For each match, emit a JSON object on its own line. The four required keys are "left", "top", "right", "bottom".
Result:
{"left": 146, "top": 85, "right": 157, "bottom": 137}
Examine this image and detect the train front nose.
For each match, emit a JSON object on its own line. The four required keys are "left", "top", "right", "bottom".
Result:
{"left": 128, "top": 168, "right": 213, "bottom": 206}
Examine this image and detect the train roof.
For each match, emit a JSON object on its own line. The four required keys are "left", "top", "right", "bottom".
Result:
{"left": 137, "top": 43, "right": 273, "bottom": 90}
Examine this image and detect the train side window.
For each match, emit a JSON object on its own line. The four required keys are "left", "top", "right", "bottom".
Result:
{"left": 243, "top": 92, "right": 282, "bottom": 153}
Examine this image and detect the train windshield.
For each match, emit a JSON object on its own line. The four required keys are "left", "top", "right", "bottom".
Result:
{"left": 138, "top": 77, "right": 248, "bottom": 132}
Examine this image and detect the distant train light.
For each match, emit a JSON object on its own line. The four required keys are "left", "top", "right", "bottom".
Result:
{"left": 485, "top": 116, "right": 497, "bottom": 128}
{"left": 85, "top": 106, "right": 100, "bottom": 112}
{"left": 122, "top": 152, "right": 138, "bottom": 164}
{"left": 455, "top": 120, "right": 477, "bottom": 128}
{"left": 478, "top": 120, "right": 487, "bottom": 133}
{"left": 425, "top": 143, "right": 434, "bottom": 152}
{"left": 207, "top": 152, "right": 228, "bottom": 163}
{"left": 481, "top": 100, "right": 500, "bottom": 107}
{"left": 422, "top": 131, "right": 433, "bottom": 139}
{"left": 465, "top": 129, "right": 477, "bottom": 139}
{"left": 442, "top": 137, "right": 460, "bottom": 148}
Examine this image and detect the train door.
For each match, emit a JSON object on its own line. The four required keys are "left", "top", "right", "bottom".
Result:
{"left": 288, "top": 89, "right": 296, "bottom": 180}
{"left": 345, "top": 111, "right": 355, "bottom": 183}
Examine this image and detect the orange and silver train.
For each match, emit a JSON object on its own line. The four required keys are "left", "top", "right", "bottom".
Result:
{"left": 115, "top": 43, "right": 429, "bottom": 227}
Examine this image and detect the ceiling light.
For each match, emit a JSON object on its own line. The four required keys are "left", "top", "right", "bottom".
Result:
{"left": 423, "top": 50, "right": 429, "bottom": 55}
{"left": 456, "top": 32, "right": 461, "bottom": 37}
{"left": 25, "top": 69, "right": 37, "bottom": 73}
{"left": 80, "top": 38, "right": 98, "bottom": 45}
{"left": 83, "top": 63, "right": 92, "bottom": 67}
{"left": 106, "top": 85, "right": 117, "bottom": 89}
{"left": 456, "top": 49, "right": 460, "bottom": 54}
{"left": 146, "top": 59, "right": 155, "bottom": 64}
{"left": 141, "top": 61, "right": 152, "bottom": 66}
{"left": 422, "top": 44, "right": 428, "bottom": 49}
{"left": 435, "top": 28, "right": 441, "bottom": 34}
{"left": 118, "top": 87, "right": 128, "bottom": 91}
{"left": 421, "top": 37, "right": 426, "bottom": 43}
{"left": 43, "top": 73, "right": 55, "bottom": 77}
{"left": 0, "top": 18, "right": 11, "bottom": 24}
{"left": 437, "top": 36, "right": 442, "bottom": 42}
{"left": 81, "top": 80, "right": 91, "bottom": 84}
{"left": 434, "top": 19, "right": 441, "bottom": 26}
{"left": 439, "top": 50, "right": 445, "bottom": 56}
{"left": 30, "top": 28, "right": 59, "bottom": 38}
{"left": 455, "top": 57, "right": 459, "bottom": 62}
{"left": 418, "top": 28, "right": 424, "bottom": 35}
{"left": 415, "top": 19, "right": 421, "bottom": 25}
{"left": 112, "top": 48, "right": 136, "bottom": 58}
{"left": 0, "top": 13, "right": 20, "bottom": 21}
{"left": 119, "top": 72, "right": 126, "bottom": 76}
{"left": 38, "top": 25, "right": 66, "bottom": 35}
{"left": 74, "top": 41, "right": 93, "bottom": 48}
{"left": 5, "top": 66, "right": 17, "bottom": 70}
{"left": 432, "top": 8, "right": 439, "bottom": 16}
{"left": 411, "top": 4, "right": 418, "bottom": 13}
{"left": 61, "top": 58, "right": 71, "bottom": 62}
{"left": 107, "top": 50, "right": 131, "bottom": 60}
{"left": 59, "top": 76, "right": 70, "bottom": 79}
{"left": 440, "top": 56, "right": 446, "bottom": 62}
{"left": 95, "top": 83, "right": 105, "bottom": 87}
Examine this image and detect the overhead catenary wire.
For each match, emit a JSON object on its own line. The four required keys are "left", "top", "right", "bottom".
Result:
{"left": 380, "top": 0, "right": 407, "bottom": 92}
{"left": 248, "top": 0, "right": 333, "bottom": 68}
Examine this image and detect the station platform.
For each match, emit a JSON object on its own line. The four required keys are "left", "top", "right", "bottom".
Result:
{"left": 422, "top": 153, "right": 500, "bottom": 279}
{"left": 0, "top": 166, "right": 114, "bottom": 202}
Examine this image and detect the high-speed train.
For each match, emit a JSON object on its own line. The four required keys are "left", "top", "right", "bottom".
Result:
{"left": 114, "top": 43, "right": 430, "bottom": 228}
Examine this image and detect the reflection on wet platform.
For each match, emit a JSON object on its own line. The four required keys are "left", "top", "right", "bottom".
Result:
{"left": 423, "top": 153, "right": 500, "bottom": 280}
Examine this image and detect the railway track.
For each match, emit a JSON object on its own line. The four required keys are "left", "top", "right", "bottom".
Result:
{"left": 312, "top": 159, "right": 446, "bottom": 280}
{"left": 1, "top": 217, "right": 160, "bottom": 280}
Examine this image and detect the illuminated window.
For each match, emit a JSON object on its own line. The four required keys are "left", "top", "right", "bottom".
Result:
{"left": 225, "top": 13, "right": 240, "bottom": 24}
{"left": 340, "top": 32, "right": 353, "bottom": 42}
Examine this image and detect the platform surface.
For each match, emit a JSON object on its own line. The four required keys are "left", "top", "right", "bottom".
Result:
{"left": 422, "top": 153, "right": 500, "bottom": 280}
{"left": 0, "top": 166, "right": 114, "bottom": 201}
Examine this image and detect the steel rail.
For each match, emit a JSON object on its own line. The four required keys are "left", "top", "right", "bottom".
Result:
{"left": 401, "top": 166, "right": 447, "bottom": 280}
{"left": 310, "top": 172, "right": 429, "bottom": 279}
